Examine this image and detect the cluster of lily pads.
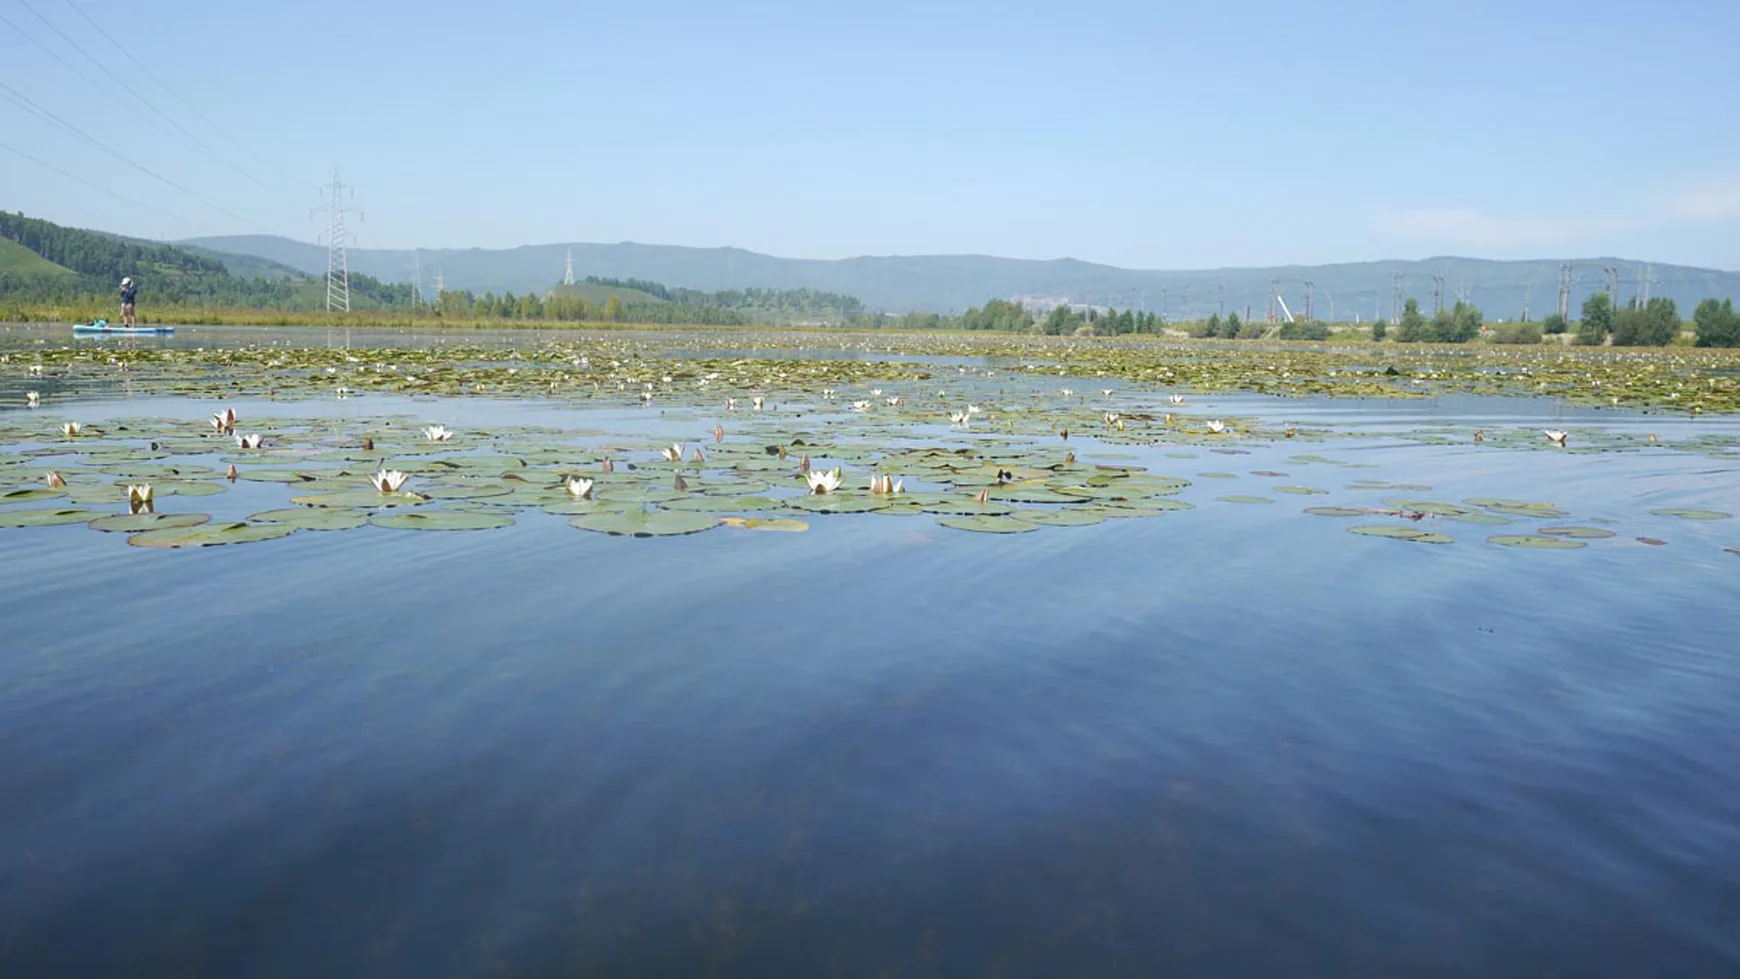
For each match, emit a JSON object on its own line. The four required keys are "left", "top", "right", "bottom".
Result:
{"left": 1, "top": 395, "right": 1734, "bottom": 553}
{"left": 5, "top": 325, "right": 1740, "bottom": 412}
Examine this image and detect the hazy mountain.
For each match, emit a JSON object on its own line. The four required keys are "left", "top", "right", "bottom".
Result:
{"left": 182, "top": 235, "right": 1740, "bottom": 321}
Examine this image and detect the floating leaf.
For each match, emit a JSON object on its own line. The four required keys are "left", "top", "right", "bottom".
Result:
{"left": 1272, "top": 486, "right": 1328, "bottom": 495}
{"left": 1486, "top": 534, "right": 1587, "bottom": 549}
{"left": 249, "top": 508, "right": 370, "bottom": 531}
{"left": 419, "top": 483, "right": 516, "bottom": 500}
{"left": 128, "top": 521, "right": 297, "bottom": 548}
{"left": 0, "top": 507, "right": 104, "bottom": 528}
{"left": 370, "top": 510, "right": 515, "bottom": 531}
{"left": 1650, "top": 508, "right": 1732, "bottom": 521}
{"left": 237, "top": 470, "right": 322, "bottom": 483}
{"left": 0, "top": 486, "right": 68, "bottom": 502}
{"left": 916, "top": 497, "right": 1015, "bottom": 516}
{"left": 1015, "top": 509, "right": 1107, "bottom": 527}
{"left": 660, "top": 495, "right": 786, "bottom": 512}
{"left": 720, "top": 516, "right": 809, "bottom": 532}
{"left": 1347, "top": 525, "right": 1453, "bottom": 543}
{"left": 1538, "top": 526, "right": 1617, "bottom": 539}
{"left": 570, "top": 509, "right": 720, "bottom": 537}
{"left": 936, "top": 515, "right": 1039, "bottom": 534}
{"left": 87, "top": 512, "right": 210, "bottom": 533}
{"left": 1303, "top": 506, "right": 1368, "bottom": 517}
{"left": 290, "top": 489, "right": 430, "bottom": 508}
{"left": 1217, "top": 495, "right": 1274, "bottom": 504}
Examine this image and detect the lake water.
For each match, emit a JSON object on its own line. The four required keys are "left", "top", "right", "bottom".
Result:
{"left": 2, "top": 334, "right": 1739, "bottom": 977}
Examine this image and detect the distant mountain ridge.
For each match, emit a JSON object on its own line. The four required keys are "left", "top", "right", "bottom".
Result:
{"left": 182, "top": 234, "right": 1740, "bottom": 321}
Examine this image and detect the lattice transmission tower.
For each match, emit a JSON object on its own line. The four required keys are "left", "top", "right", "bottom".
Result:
{"left": 313, "top": 170, "right": 361, "bottom": 312}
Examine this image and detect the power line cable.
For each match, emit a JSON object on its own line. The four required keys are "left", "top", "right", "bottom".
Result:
{"left": 0, "top": 139, "right": 220, "bottom": 233}
{"left": 15, "top": 0, "right": 294, "bottom": 207}
{"left": 0, "top": 79, "right": 266, "bottom": 230}
{"left": 57, "top": 0, "right": 300, "bottom": 200}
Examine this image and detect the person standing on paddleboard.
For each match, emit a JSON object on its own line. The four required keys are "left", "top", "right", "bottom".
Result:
{"left": 119, "top": 276, "right": 138, "bottom": 327}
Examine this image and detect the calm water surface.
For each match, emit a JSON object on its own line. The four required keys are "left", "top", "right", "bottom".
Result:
{"left": 2, "top": 381, "right": 1738, "bottom": 976}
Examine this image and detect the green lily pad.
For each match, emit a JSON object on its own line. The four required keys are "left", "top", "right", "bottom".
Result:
{"left": 370, "top": 510, "right": 515, "bottom": 531}
{"left": 128, "top": 521, "right": 298, "bottom": 548}
{"left": 249, "top": 508, "right": 371, "bottom": 531}
{"left": 1303, "top": 506, "right": 1369, "bottom": 517}
{"left": 1272, "top": 486, "right": 1328, "bottom": 495}
{"left": 659, "top": 495, "right": 786, "bottom": 512}
{"left": 238, "top": 470, "right": 322, "bottom": 483}
{"left": 936, "top": 515, "right": 1039, "bottom": 534}
{"left": 1538, "top": 526, "right": 1618, "bottom": 539}
{"left": 987, "top": 484, "right": 1088, "bottom": 504}
{"left": 1650, "top": 508, "right": 1732, "bottom": 521}
{"left": 1486, "top": 534, "right": 1588, "bottom": 549}
{"left": 290, "top": 489, "right": 430, "bottom": 508}
{"left": 720, "top": 516, "right": 809, "bottom": 532}
{"left": 786, "top": 495, "right": 896, "bottom": 514}
{"left": 1099, "top": 498, "right": 1196, "bottom": 513}
{"left": 0, "top": 486, "right": 68, "bottom": 502}
{"left": 1217, "top": 495, "right": 1274, "bottom": 504}
{"left": 87, "top": 512, "right": 211, "bottom": 533}
{"left": 419, "top": 483, "right": 516, "bottom": 500}
{"left": 1347, "top": 525, "right": 1453, "bottom": 543}
{"left": 916, "top": 497, "right": 1016, "bottom": 517}
{"left": 570, "top": 509, "right": 721, "bottom": 537}
{"left": 146, "top": 481, "right": 228, "bottom": 497}
{"left": 0, "top": 507, "right": 105, "bottom": 528}
{"left": 1014, "top": 508, "right": 1107, "bottom": 527}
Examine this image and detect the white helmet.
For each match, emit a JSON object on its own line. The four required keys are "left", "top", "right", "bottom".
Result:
{"left": 121, "top": 277, "right": 132, "bottom": 286}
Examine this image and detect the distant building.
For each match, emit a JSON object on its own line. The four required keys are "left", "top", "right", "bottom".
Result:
{"left": 1012, "top": 294, "right": 1071, "bottom": 318}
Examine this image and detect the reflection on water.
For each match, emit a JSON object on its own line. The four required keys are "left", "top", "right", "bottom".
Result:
{"left": 2, "top": 386, "right": 1739, "bottom": 976}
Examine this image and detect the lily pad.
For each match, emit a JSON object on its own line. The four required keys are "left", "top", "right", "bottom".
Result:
{"left": 916, "top": 497, "right": 1016, "bottom": 517}
{"left": 1486, "top": 535, "right": 1588, "bottom": 549}
{"left": 1303, "top": 506, "right": 1368, "bottom": 517}
{"left": 238, "top": 470, "right": 323, "bottom": 483}
{"left": 1347, "top": 525, "right": 1453, "bottom": 543}
{"left": 1217, "top": 495, "right": 1274, "bottom": 504}
{"left": 570, "top": 509, "right": 721, "bottom": 537}
{"left": 0, "top": 507, "right": 105, "bottom": 528}
{"left": 1015, "top": 509, "right": 1107, "bottom": 527}
{"left": 128, "top": 521, "right": 298, "bottom": 548}
{"left": 370, "top": 510, "right": 515, "bottom": 531}
{"left": 786, "top": 495, "right": 896, "bottom": 514}
{"left": 1649, "top": 508, "right": 1732, "bottom": 521}
{"left": 660, "top": 495, "right": 786, "bottom": 512}
{"left": 418, "top": 483, "right": 516, "bottom": 500}
{"left": 1272, "top": 486, "right": 1328, "bottom": 495}
{"left": 290, "top": 489, "right": 430, "bottom": 508}
{"left": 87, "top": 512, "right": 211, "bottom": 533}
{"left": 249, "top": 508, "right": 371, "bottom": 531}
{"left": 719, "top": 516, "right": 809, "bottom": 532}
{"left": 936, "top": 515, "right": 1039, "bottom": 534}
{"left": 1538, "top": 526, "right": 1617, "bottom": 539}
{"left": 0, "top": 487, "right": 68, "bottom": 502}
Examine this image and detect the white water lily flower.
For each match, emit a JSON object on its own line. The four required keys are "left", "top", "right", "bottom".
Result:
{"left": 804, "top": 468, "right": 843, "bottom": 495}
{"left": 949, "top": 411, "right": 970, "bottom": 426}
{"left": 565, "top": 475, "right": 594, "bottom": 500}
{"left": 726, "top": 397, "right": 738, "bottom": 411}
{"left": 967, "top": 404, "right": 982, "bottom": 414}
{"left": 62, "top": 422, "right": 81, "bottom": 437}
{"left": 1169, "top": 394, "right": 1185, "bottom": 405}
{"left": 45, "top": 471, "right": 66, "bottom": 488}
{"left": 126, "top": 483, "right": 153, "bottom": 505}
{"left": 661, "top": 443, "right": 684, "bottom": 463}
{"left": 371, "top": 469, "right": 409, "bottom": 492}
{"left": 822, "top": 388, "right": 836, "bottom": 399}
{"left": 28, "top": 364, "right": 42, "bottom": 376}
{"left": 1544, "top": 430, "right": 1568, "bottom": 446}
{"left": 639, "top": 390, "right": 653, "bottom": 402}
{"left": 25, "top": 391, "right": 40, "bottom": 406}
{"left": 869, "top": 474, "right": 904, "bottom": 495}
{"left": 851, "top": 400, "right": 872, "bottom": 412}
{"left": 1206, "top": 420, "right": 1226, "bottom": 434}
{"left": 886, "top": 396, "right": 901, "bottom": 406}
{"left": 752, "top": 396, "right": 765, "bottom": 411}
{"left": 1102, "top": 388, "right": 1114, "bottom": 397}
{"left": 1060, "top": 388, "right": 1073, "bottom": 397}
{"left": 423, "top": 425, "right": 452, "bottom": 442}
{"left": 871, "top": 389, "right": 883, "bottom": 397}
{"left": 236, "top": 433, "right": 263, "bottom": 449}
{"left": 1104, "top": 412, "right": 1119, "bottom": 424}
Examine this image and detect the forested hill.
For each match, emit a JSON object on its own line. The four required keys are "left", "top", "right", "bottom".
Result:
{"left": 184, "top": 234, "right": 1740, "bottom": 319}
{"left": 0, "top": 211, "right": 410, "bottom": 309}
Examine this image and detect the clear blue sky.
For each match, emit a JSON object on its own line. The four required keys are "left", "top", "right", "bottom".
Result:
{"left": 4, "top": 0, "right": 1738, "bottom": 269}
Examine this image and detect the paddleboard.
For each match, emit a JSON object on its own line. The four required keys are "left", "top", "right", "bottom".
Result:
{"left": 73, "top": 322, "right": 175, "bottom": 335}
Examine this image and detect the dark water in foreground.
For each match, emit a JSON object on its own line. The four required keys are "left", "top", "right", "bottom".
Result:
{"left": 3, "top": 395, "right": 1740, "bottom": 977}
